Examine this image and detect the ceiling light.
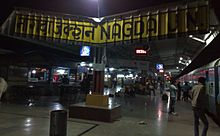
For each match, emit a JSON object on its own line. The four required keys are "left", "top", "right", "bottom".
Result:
{"left": 32, "top": 70, "right": 36, "bottom": 74}
{"left": 109, "top": 67, "right": 114, "bottom": 71}
{"left": 92, "top": 17, "right": 104, "bottom": 22}
{"left": 191, "top": 36, "right": 206, "bottom": 43}
{"left": 188, "top": 60, "right": 192, "bottom": 63}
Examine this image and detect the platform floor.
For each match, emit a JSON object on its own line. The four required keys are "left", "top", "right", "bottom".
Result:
{"left": 0, "top": 88, "right": 219, "bottom": 136}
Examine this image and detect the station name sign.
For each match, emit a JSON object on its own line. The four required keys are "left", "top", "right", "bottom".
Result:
{"left": 13, "top": 4, "right": 209, "bottom": 46}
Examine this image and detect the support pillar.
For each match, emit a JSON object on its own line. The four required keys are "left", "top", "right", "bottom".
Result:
{"left": 92, "top": 46, "right": 106, "bottom": 94}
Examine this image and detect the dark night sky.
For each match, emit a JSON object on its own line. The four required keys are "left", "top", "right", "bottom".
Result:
{"left": 0, "top": 0, "right": 219, "bottom": 31}
{"left": 0, "top": 0, "right": 185, "bottom": 25}
{"left": 1, "top": 0, "right": 220, "bottom": 24}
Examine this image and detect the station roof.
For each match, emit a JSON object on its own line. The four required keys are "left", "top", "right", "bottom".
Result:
{"left": 176, "top": 33, "right": 220, "bottom": 79}
{"left": 0, "top": 0, "right": 219, "bottom": 77}
{"left": 0, "top": 34, "right": 89, "bottom": 66}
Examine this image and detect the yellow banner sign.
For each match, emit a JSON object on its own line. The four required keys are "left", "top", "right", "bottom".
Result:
{"left": 14, "top": 5, "right": 209, "bottom": 45}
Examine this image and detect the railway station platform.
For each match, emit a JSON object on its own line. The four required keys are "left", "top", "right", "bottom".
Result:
{"left": 0, "top": 88, "right": 219, "bottom": 136}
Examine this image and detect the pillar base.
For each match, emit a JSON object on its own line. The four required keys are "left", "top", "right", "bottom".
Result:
{"left": 69, "top": 102, "right": 121, "bottom": 122}
{"left": 86, "top": 94, "right": 108, "bottom": 107}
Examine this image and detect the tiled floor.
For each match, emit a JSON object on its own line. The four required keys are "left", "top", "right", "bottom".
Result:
{"left": 0, "top": 88, "right": 219, "bottom": 136}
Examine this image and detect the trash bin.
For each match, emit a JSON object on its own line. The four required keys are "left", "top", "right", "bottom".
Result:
{"left": 50, "top": 110, "right": 67, "bottom": 136}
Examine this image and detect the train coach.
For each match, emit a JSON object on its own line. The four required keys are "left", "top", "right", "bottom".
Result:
{"left": 180, "top": 58, "right": 220, "bottom": 125}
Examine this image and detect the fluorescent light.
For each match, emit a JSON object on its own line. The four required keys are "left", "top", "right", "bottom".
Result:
{"left": 80, "top": 62, "right": 86, "bottom": 66}
{"left": 57, "top": 70, "right": 65, "bottom": 74}
{"left": 204, "top": 31, "right": 212, "bottom": 40}
{"left": 205, "top": 31, "right": 219, "bottom": 46}
{"left": 191, "top": 36, "right": 206, "bottom": 43}
{"left": 32, "top": 70, "right": 36, "bottom": 74}
{"left": 92, "top": 17, "right": 104, "bottom": 22}
{"left": 109, "top": 67, "right": 114, "bottom": 71}
{"left": 89, "top": 63, "right": 93, "bottom": 67}
{"left": 117, "top": 74, "right": 124, "bottom": 78}
{"left": 188, "top": 60, "right": 192, "bottom": 63}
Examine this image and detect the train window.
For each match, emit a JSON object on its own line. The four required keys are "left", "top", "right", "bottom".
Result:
{"left": 207, "top": 68, "right": 215, "bottom": 96}
{"left": 208, "top": 68, "right": 215, "bottom": 80}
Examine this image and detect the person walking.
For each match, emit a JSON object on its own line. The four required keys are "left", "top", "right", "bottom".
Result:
{"left": 169, "top": 79, "right": 178, "bottom": 115}
{"left": 191, "top": 77, "right": 209, "bottom": 136}
{"left": 148, "top": 80, "right": 155, "bottom": 96}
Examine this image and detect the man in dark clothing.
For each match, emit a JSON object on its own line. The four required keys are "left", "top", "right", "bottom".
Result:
{"left": 62, "top": 75, "right": 70, "bottom": 84}
{"left": 81, "top": 75, "right": 90, "bottom": 96}
{"left": 60, "top": 75, "right": 70, "bottom": 99}
{"left": 177, "top": 82, "right": 182, "bottom": 101}
{"left": 182, "top": 82, "right": 191, "bottom": 101}
{"left": 191, "top": 77, "right": 208, "bottom": 136}
{"left": 160, "top": 81, "right": 164, "bottom": 94}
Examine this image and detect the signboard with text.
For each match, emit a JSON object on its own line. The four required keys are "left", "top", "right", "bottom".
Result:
{"left": 1, "top": 2, "right": 209, "bottom": 46}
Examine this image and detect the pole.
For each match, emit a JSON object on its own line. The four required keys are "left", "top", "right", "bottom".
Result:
{"left": 50, "top": 110, "right": 67, "bottom": 136}
{"left": 92, "top": 0, "right": 106, "bottom": 94}
{"left": 97, "top": 0, "right": 100, "bottom": 18}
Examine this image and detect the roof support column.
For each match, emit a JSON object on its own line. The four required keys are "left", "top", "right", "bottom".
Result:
{"left": 92, "top": 46, "right": 106, "bottom": 94}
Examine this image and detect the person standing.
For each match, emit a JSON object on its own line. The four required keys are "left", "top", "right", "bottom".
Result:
{"left": 0, "top": 77, "right": 8, "bottom": 101}
{"left": 80, "top": 74, "right": 90, "bottom": 96}
{"left": 182, "top": 82, "right": 191, "bottom": 101}
{"left": 61, "top": 75, "right": 70, "bottom": 85}
{"left": 159, "top": 81, "right": 164, "bottom": 95}
{"left": 60, "top": 75, "right": 70, "bottom": 101}
{"left": 169, "top": 80, "right": 178, "bottom": 115}
{"left": 191, "top": 77, "right": 208, "bottom": 136}
{"left": 148, "top": 80, "right": 155, "bottom": 96}
{"left": 177, "top": 81, "right": 182, "bottom": 101}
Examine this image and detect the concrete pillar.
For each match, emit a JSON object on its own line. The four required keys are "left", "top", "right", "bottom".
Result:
{"left": 92, "top": 46, "right": 106, "bottom": 94}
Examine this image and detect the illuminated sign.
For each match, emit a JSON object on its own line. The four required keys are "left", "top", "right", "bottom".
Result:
{"left": 156, "top": 64, "right": 164, "bottom": 70}
{"left": 135, "top": 48, "right": 148, "bottom": 55}
{"left": 80, "top": 46, "right": 90, "bottom": 56}
{"left": 12, "top": 3, "right": 209, "bottom": 46}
